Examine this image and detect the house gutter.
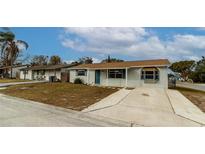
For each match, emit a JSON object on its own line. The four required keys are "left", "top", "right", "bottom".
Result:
{"left": 69, "top": 64, "right": 170, "bottom": 70}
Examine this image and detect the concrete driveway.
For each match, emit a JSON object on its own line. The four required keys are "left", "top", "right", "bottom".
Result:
{"left": 0, "top": 94, "right": 130, "bottom": 127}
{"left": 83, "top": 87, "right": 204, "bottom": 126}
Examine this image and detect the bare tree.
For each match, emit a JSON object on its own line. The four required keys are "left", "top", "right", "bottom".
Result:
{"left": 0, "top": 31, "right": 28, "bottom": 78}
{"left": 30, "top": 55, "right": 49, "bottom": 66}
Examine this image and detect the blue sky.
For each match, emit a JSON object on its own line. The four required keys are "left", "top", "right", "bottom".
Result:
{"left": 8, "top": 27, "right": 205, "bottom": 63}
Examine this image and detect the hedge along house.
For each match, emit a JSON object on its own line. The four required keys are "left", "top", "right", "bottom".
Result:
{"left": 20, "top": 64, "right": 77, "bottom": 81}
{"left": 69, "top": 59, "right": 171, "bottom": 88}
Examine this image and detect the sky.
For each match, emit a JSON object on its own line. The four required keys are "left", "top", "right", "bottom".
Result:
{"left": 8, "top": 27, "right": 205, "bottom": 63}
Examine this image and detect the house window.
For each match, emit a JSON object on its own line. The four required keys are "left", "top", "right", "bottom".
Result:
{"left": 76, "top": 70, "right": 87, "bottom": 76}
{"left": 23, "top": 70, "right": 28, "bottom": 74}
{"left": 40, "top": 70, "right": 45, "bottom": 75}
{"left": 155, "top": 71, "right": 159, "bottom": 80}
{"left": 37, "top": 70, "right": 45, "bottom": 75}
{"left": 141, "top": 71, "right": 144, "bottom": 79}
{"left": 108, "top": 69, "right": 125, "bottom": 79}
{"left": 141, "top": 68, "right": 159, "bottom": 80}
{"left": 145, "top": 71, "right": 154, "bottom": 79}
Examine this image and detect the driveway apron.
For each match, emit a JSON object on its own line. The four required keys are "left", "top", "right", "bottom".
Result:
{"left": 85, "top": 87, "right": 202, "bottom": 126}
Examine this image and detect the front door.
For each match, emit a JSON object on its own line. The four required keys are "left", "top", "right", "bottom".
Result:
{"left": 95, "top": 70, "right": 100, "bottom": 84}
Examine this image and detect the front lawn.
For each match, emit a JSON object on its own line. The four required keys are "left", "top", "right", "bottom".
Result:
{"left": 176, "top": 87, "right": 205, "bottom": 112}
{"left": 0, "top": 79, "right": 29, "bottom": 83}
{"left": 0, "top": 83, "right": 118, "bottom": 111}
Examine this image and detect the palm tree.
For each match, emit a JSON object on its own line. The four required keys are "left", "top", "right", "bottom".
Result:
{"left": 0, "top": 31, "right": 28, "bottom": 78}
{"left": 49, "top": 55, "right": 62, "bottom": 65}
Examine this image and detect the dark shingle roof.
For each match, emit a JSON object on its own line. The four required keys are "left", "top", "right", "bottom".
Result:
{"left": 0, "top": 65, "right": 28, "bottom": 70}
{"left": 72, "top": 59, "right": 170, "bottom": 69}
{"left": 21, "top": 64, "right": 77, "bottom": 71}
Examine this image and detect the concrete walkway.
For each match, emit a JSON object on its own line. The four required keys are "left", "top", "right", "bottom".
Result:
{"left": 166, "top": 89, "right": 205, "bottom": 125}
{"left": 83, "top": 87, "right": 203, "bottom": 126}
{"left": 83, "top": 88, "right": 131, "bottom": 112}
{"left": 0, "top": 94, "right": 130, "bottom": 127}
{"left": 177, "top": 82, "right": 205, "bottom": 92}
{"left": 0, "top": 81, "right": 47, "bottom": 87}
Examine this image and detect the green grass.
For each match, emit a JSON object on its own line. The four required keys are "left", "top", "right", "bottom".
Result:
{"left": 175, "top": 86, "right": 205, "bottom": 112}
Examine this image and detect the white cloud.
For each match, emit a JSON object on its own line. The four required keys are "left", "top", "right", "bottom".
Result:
{"left": 64, "top": 59, "right": 75, "bottom": 64}
{"left": 185, "top": 56, "right": 201, "bottom": 61}
{"left": 64, "top": 57, "right": 101, "bottom": 64}
{"left": 61, "top": 28, "right": 205, "bottom": 61}
{"left": 92, "top": 57, "right": 101, "bottom": 63}
{"left": 17, "top": 43, "right": 27, "bottom": 51}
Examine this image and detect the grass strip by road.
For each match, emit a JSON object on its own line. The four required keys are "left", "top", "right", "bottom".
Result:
{"left": 175, "top": 87, "right": 205, "bottom": 113}
{"left": 0, "top": 79, "right": 30, "bottom": 83}
{"left": 0, "top": 82, "right": 118, "bottom": 111}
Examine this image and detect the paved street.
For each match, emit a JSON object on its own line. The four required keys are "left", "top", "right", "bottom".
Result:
{"left": 0, "top": 94, "right": 130, "bottom": 127}
{"left": 177, "top": 82, "right": 205, "bottom": 92}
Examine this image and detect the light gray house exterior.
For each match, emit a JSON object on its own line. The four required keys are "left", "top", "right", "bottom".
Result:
{"left": 0, "top": 65, "right": 29, "bottom": 78}
{"left": 69, "top": 59, "right": 170, "bottom": 89}
{"left": 20, "top": 64, "right": 76, "bottom": 81}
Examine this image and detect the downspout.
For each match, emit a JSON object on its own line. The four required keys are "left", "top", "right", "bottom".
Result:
{"left": 125, "top": 67, "right": 128, "bottom": 87}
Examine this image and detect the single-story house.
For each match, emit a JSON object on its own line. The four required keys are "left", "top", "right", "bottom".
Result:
{"left": 20, "top": 64, "right": 77, "bottom": 81}
{"left": 0, "top": 65, "right": 29, "bottom": 78}
{"left": 69, "top": 59, "right": 171, "bottom": 88}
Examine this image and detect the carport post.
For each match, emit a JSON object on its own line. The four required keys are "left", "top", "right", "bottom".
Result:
{"left": 87, "top": 69, "right": 89, "bottom": 84}
{"left": 125, "top": 67, "right": 128, "bottom": 87}
{"left": 106, "top": 69, "right": 109, "bottom": 86}
{"left": 54, "top": 69, "right": 56, "bottom": 76}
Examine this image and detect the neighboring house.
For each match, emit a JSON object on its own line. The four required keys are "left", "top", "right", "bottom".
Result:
{"left": 0, "top": 65, "right": 29, "bottom": 78}
{"left": 173, "top": 72, "right": 185, "bottom": 82}
{"left": 69, "top": 59, "right": 171, "bottom": 88}
{"left": 20, "top": 64, "right": 77, "bottom": 81}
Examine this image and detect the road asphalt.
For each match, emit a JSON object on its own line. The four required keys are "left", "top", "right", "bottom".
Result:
{"left": 177, "top": 82, "right": 205, "bottom": 92}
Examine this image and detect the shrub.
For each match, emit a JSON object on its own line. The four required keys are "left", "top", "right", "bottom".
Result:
{"left": 74, "top": 78, "right": 84, "bottom": 84}
{"left": 189, "top": 72, "right": 200, "bottom": 82}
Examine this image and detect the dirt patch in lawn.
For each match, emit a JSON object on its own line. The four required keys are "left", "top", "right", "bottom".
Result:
{"left": 0, "top": 83, "right": 118, "bottom": 111}
{"left": 175, "top": 87, "right": 205, "bottom": 113}
{"left": 0, "top": 79, "right": 30, "bottom": 83}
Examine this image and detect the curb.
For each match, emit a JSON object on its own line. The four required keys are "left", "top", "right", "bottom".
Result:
{"left": 0, "top": 94, "right": 133, "bottom": 127}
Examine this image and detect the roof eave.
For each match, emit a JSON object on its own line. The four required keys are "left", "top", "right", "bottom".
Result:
{"left": 69, "top": 64, "right": 170, "bottom": 70}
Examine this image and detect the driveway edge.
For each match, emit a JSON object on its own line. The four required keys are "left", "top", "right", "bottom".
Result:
{"left": 166, "top": 89, "right": 205, "bottom": 126}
